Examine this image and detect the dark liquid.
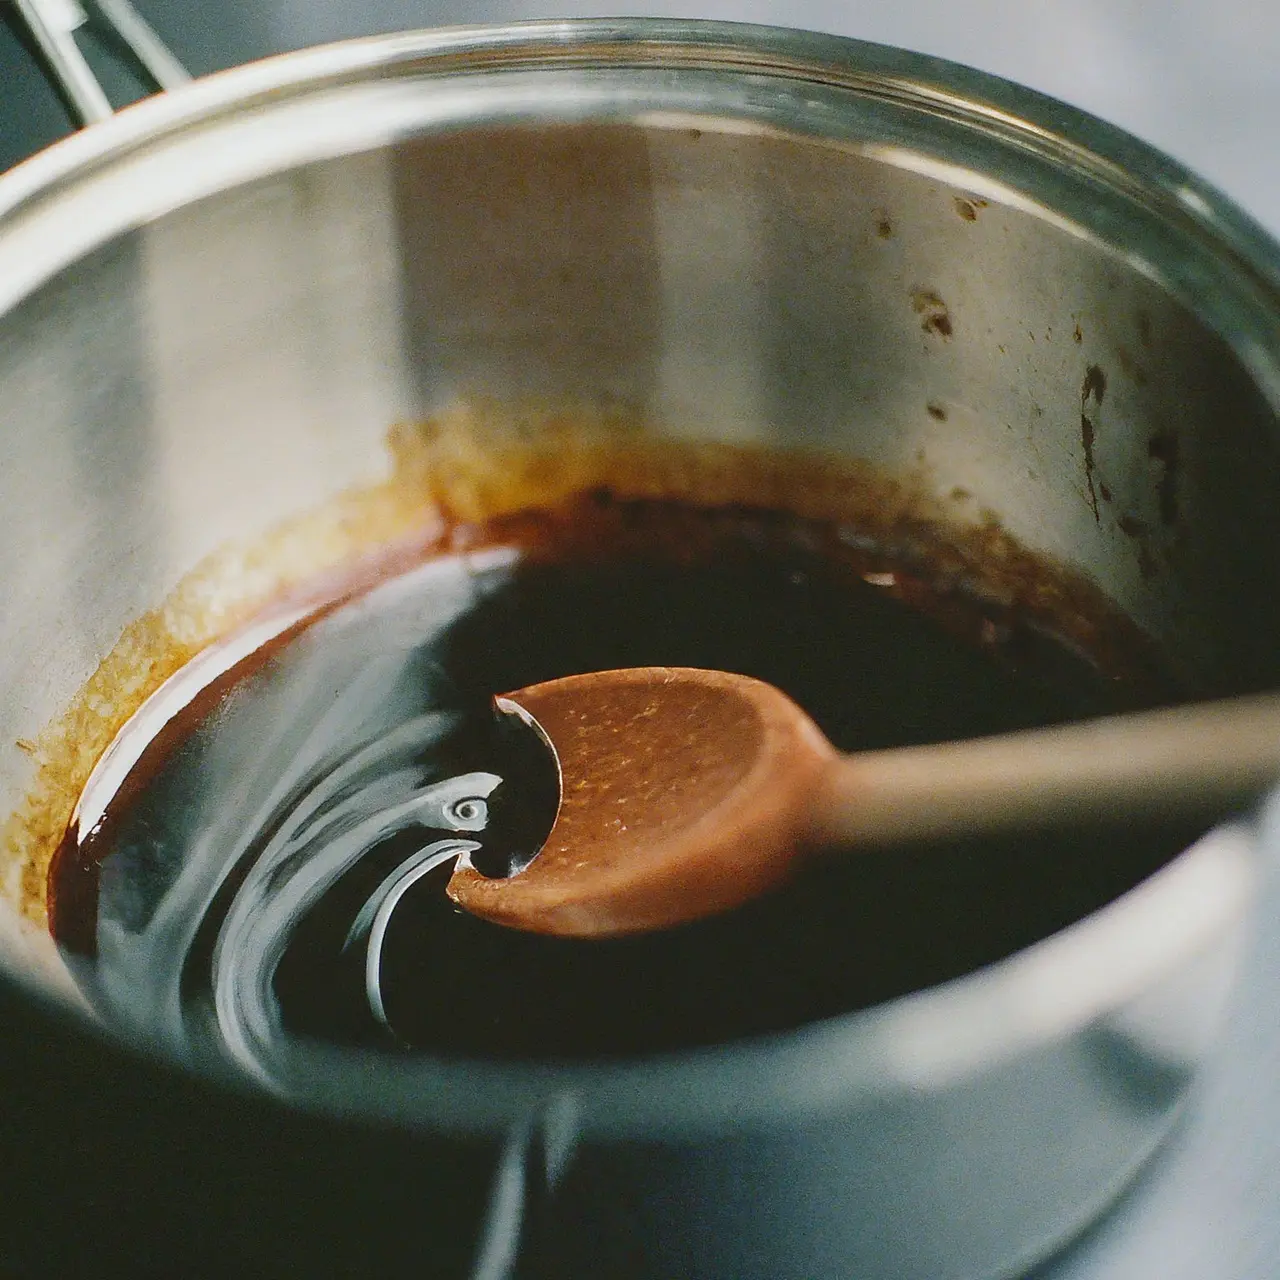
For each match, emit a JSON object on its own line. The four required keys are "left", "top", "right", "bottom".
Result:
{"left": 50, "top": 495, "right": 1197, "bottom": 1071}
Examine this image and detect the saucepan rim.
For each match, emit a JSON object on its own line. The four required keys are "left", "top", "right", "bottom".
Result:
{"left": 0, "top": 17, "right": 1275, "bottom": 1137}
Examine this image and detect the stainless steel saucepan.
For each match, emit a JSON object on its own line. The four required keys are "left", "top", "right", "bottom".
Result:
{"left": 1, "top": 8, "right": 1279, "bottom": 1277}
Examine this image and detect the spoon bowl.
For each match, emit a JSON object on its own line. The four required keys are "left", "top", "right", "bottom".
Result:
{"left": 448, "top": 668, "right": 835, "bottom": 935}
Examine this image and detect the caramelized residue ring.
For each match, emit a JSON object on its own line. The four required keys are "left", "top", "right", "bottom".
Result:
{"left": 2, "top": 400, "right": 1174, "bottom": 928}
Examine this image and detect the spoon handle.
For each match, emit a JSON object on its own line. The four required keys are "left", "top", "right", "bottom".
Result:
{"left": 808, "top": 691, "right": 1280, "bottom": 850}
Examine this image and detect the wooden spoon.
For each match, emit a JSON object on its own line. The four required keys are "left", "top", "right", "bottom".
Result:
{"left": 445, "top": 666, "right": 1280, "bottom": 938}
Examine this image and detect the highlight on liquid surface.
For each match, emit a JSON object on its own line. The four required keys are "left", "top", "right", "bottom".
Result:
{"left": 48, "top": 492, "right": 1199, "bottom": 1081}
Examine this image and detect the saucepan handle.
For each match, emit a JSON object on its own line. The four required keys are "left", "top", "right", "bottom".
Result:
{"left": 11, "top": 0, "right": 189, "bottom": 125}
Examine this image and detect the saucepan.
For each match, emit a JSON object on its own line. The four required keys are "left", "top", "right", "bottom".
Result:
{"left": 1, "top": 8, "right": 1279, "bottom": 1277}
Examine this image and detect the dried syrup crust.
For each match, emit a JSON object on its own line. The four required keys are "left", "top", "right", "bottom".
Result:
{"left": 3, "top": 400, "right": 1173, "bottom": 926}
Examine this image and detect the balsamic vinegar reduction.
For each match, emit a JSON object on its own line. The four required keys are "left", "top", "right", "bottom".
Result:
{"left": 50, "top": 494, "right": 1198, "bottom": 1073}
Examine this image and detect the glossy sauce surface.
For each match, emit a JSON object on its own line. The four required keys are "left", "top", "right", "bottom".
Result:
{"left": 49, "top": 494, "right": 1196, "bottom": 1068}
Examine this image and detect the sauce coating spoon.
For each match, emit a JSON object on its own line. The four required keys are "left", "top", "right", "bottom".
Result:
{"left": 445, "top": 667, "right": 1280, "bottom": 937}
